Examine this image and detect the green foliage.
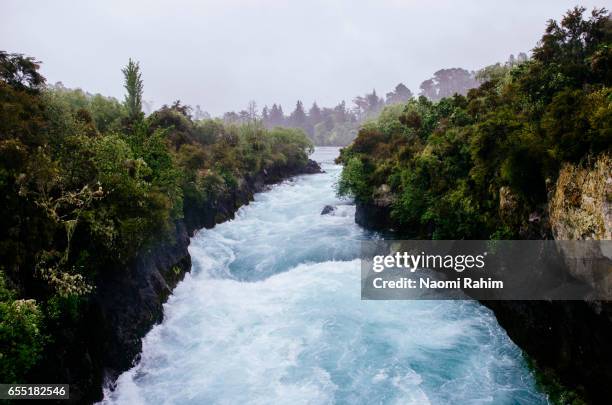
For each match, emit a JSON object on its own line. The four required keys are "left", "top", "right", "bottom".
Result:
{"left": 193, "top": 119, "right": 225, "bottom": 145}
{"left": 257, "top": 88, "right": 406, "bottom": 146}
{"left": 339, "top": 7, "right": 612, "bottom": 239}
{"left": 122, "top": 58, "right": 144, "bottom": 121}
{"left": 46, "top": 83, "right": 126, "bottom": 133}
{"left": 338, "top": 157, "right": 370, "bottom": 201}
{"left": 0, "top": 51, "right": 45, "bottom": 92}
{"left": 0, "top": 272, "right": 44, "bottom": 383}
{"left": 268, "top": 127, "right": 313, "bottom": 168}
{"left": 0, "top": 52, "right": 314, "bottom": 381}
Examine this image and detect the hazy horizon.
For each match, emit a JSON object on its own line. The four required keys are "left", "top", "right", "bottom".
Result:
{"left": 1, "top": 0, "right": 606, "bottom": 115}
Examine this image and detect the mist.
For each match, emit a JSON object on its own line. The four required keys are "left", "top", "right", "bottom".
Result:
{"left": 0, "top": 0, "right": 605, "bottom": 115}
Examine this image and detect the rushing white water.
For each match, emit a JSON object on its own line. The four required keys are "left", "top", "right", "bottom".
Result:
{"left": 102, "top": 147, "right": 547, "bottom": 405}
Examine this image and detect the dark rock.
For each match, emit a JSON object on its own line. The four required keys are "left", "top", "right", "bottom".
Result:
{"left": 353, "top": 197, "right": 612, "bottom": 403}
{"left": 91, "top": 221, "right": 192, "bottom": 399}
{"left": 52, "top": 156, "right": 324, "bottom": 403}
{"left": 483, "top": 300, "right": 612, "bottom": 403}
{"left": 321, "top": 205, "right": 335, "bottom": 215}
{"left": 35, "top": 221, "right": 192, "bottom": 404}
{"left": 303, "top": 159, "right": 323, "bottom": 174}
{"left": 183, "top": 159, "right": 322, "bottom": 235}
{"left": 355, "top": 201, "right": 393, "bottom": 231}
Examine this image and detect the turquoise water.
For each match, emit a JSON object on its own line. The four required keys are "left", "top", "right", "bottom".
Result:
{"left": 102, "top": 147, "right": 547, "bottom": 404}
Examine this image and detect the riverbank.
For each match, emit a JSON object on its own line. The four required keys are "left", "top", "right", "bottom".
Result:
{"left": 353, "top": 198, "right": 612, "bottom": 403}
{"left": 103, "top": 147, "right": 546, "bottom": 404}
{"left": 0, "top": 51, "right": 325, "bottom": 403}
{"left": 334, "top": 8, "right": 611, "bottom": 401}
{"left": 37, "top": 158, "right": 321, "bottom": 404}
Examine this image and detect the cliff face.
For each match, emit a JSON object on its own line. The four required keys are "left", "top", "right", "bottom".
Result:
{"left": 353, "top": 153, "right": 612, "bottom": 403}
{"left": 183, "top": 159, "right": 322, "bottom": 234}
{"left": 483, "top": 300, "right": 612, "bottom": 402}
{"left": 86, "top": 221, "right": 192, "bottom": 400}
{"left": 51, "top": 159, "right": 321, "bottom": 404}
{"left": 354, "top": 185, "right": 396, "bottom": 231}
{"left": 488, "top": 154, "right": 612, "bottom": 403}
{"left": 549, "top": 154, "right": 611, "bottom": 241}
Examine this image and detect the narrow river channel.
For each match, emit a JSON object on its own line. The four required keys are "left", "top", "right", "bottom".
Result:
{"left": 103, "top": 147, "right": 546, "bottom": 404}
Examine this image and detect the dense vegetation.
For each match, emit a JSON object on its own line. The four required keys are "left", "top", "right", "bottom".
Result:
{"left": 222, "top": 68, "right": 482, "bottom": 146}
{"left": 338, "top": 7, "right": 611, "bottom": 239}
{"left": 0, "top": 54, "right": 313, "bottom": 383}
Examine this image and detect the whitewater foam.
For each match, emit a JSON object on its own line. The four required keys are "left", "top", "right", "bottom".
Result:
{"left": 101, "top": 147, "right": 546, "bottom": 405}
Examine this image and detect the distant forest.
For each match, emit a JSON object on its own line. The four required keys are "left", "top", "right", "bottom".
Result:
{"left": 219, "top": 55, "right": 527, "bottom": 146}
{"left": 48, "top": 57, "right": 528, "bottom": 147}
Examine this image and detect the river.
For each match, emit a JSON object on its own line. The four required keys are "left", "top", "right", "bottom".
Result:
{"left": 102, "top": 147, "right": 547, "bottom": 404}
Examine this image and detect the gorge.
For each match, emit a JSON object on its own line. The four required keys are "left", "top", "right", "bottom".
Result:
{"left": 102, "top": 148, "right": 547, "bottom": 404}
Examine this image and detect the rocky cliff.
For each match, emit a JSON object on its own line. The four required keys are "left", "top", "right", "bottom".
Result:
{"left": 485, "top": 153, "right": 612, "bottom": 404}
{"left": 354, "top": 152, "right": 612, "bottom": 403}
{"left": 48, "top": 159, "right": 321, "bottom": 404}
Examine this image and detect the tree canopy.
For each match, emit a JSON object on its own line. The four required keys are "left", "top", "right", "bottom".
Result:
{"left": 0, "top": 54, "right": 314, "bottom": 383}
{"left": 338, "top": 6, "right": 611, "bottom": 240}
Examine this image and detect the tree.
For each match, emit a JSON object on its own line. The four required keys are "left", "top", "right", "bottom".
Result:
{"left": 386, "top": 83, "right": 413, "bottom": 104}
{"left": 289, "top": 100, "right": 307, "bottom": 129}
{"left": 366, "top": 89, "right": 384, "bottom": 112}
{"left": 238, "top": 110, "right": 250, "bottom": 123}
{"left": 247, "top": 100, "right": 258, "bottom": 123}
{"left": 223, "top": 111, "right": 240, "bottom": 124}
{"left": 308, "top": 102, "right": 322, "bottom": 125}
{"left": 193, "top": 105, "right": 210, "bottom": 121}
{"left": 419, "top": 68, "right": 479, "bottom": 100}
{"left": 353, "top": 89, "right": 384, "bottom": 120}
{"left": 0, "top": 51, "right": 45, "bottom": 92}
{"left": 268, "top": 104, "right": 285, "bottom": 127}
{"left": 333, "top": 101, "right": 350, "bottom": 123}
{"left": 122, "top": 59, "right": 144, "bottom": 121}
{"left": 419, "top": 78, "right": 436, "bottom": 99}
{"left": 305, "top": 102, "right": 323, "bottom": 136}
{"left": 532, "top": 6, "right": 611, "bottom": 86}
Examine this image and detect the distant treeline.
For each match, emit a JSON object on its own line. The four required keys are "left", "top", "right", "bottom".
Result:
{"left": 220, "top": 59, "right": 529, "bottom": 146}
{"left": 46, "top": 61, "right": 525, "bottom": 148}
{"left": 218, "top": 66, "right": 494, "bottom": 146}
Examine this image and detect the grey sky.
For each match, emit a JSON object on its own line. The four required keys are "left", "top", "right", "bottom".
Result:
{"left": 1, "top": 0, "right": 607, "bottom": 115}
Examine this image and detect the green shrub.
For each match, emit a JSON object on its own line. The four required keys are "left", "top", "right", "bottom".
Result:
{"left": 0, "top": 272, "right": 44, "bottom": 383}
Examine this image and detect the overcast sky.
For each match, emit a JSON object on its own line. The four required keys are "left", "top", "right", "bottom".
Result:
{"left": 1, "top": 0, "right": 607, "bottom": 115}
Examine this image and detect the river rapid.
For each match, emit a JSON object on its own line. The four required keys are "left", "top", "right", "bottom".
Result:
{"left": 102, "top": 147, "right": 547, "bottom": 405}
